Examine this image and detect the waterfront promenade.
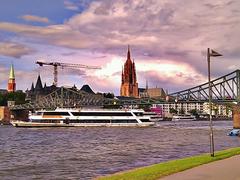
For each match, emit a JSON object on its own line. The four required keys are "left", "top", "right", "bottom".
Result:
{"left": 161, "top": 154, "right": 240, "bottom": 180}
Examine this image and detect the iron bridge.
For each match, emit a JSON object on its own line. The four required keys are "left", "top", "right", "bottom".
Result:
{"left": 169, "top": 69, "right": 240, "bottom": 103}
{"left": 10, "top": 69, "right": 240, "bottom": 110}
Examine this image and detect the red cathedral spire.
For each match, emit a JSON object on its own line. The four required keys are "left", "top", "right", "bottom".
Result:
{"left": 127, "top": 44, "right": 131, "bottom": 60}
{"left": 120, "top": 46, "right": 138, "bottom": 97}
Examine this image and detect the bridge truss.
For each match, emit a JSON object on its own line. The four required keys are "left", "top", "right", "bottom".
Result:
{"left": 11, "top": 87, "right": 165, "bottom": 110}
{"left": 169, "top": 70, "right": 240, "bottom": 103}
{"left": 11, "top": 87, "right": 111, "bottom": 110}
{"left": 11, "top": 69, "right": 240, "bottom": 110}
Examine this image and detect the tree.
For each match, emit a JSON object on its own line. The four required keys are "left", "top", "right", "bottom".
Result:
{"left": 0, "top": 94, "right": 7, "bottom": 106}
{"left": 179, "top": 108, "right": 185, "bottom": 114}
{"left": 0, "top": 91, "right": 26, "bottom": 106}
{"left": 138, "top": 104, "right": 151, "bottom": 111}
{"left": 170, "top": 108, "right": 178, "bottom": 114}
{"left": 189, "top": 109, "right": 199, "bottom": 118}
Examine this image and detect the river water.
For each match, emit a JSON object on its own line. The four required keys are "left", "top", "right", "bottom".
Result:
{"left": 0, "top": 121, "right": 239, "bottom": 180}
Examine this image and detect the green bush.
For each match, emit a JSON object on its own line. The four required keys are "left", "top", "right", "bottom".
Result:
{"left": 0, "top": 91, "right": 26, "bottom": 106}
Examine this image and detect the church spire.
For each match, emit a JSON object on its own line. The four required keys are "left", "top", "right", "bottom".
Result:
{"left": 121, "top": 66, "right": 124, "bottom": 84}
{"left": 127, "top": 45, "right": 131, "bottom": 60}
{"left": 9, "top": 64, "right": 15, "bottom": 79}
{"left": 31, "top": 82, "right": 34, "bottom": 91}
{"left": 35, "top": 74, "right": 43, "bottom": 90}
{"left": 120, "top": 46, "right": 138, "bottom": 98}
{"left": 8, "top": 64, "right": 16, "bottom": 92}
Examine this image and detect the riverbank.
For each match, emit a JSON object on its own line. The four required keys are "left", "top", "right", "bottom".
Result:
{"left": 161, "top": 154, "right": 240, "bottom": 180}
{"left": 96, "top": 147, "right": 240, "bottom": 180}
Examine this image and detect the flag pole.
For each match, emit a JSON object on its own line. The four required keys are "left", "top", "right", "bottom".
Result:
{"left": 208, "top": 48, "right": 215, "bottom": 157}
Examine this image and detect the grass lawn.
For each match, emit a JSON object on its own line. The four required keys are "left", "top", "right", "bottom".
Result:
{"left": 96, "top": 147, "right": 240, "bottom": 180}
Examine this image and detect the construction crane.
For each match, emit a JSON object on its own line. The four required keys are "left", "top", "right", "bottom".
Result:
{"left": 36, "top": 60, "right": 101, "bottom": 86}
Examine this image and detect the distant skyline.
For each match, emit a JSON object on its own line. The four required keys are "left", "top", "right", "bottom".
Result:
{"left": 0, "top": 0, "right": 240, "bottom": 95}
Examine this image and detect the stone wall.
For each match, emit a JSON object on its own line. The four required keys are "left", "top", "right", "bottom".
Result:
{"left": 0, "top": 106, "right": 10, "bottom": 124}
{"left": 233, "top": 105, "right": 240, "bottom": 129}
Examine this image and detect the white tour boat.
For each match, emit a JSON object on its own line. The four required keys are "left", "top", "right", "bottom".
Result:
{"left": 11, "top": 108, "right": 155, "bottom": 127}
{"left": 172, "top": 114, "right": 196, "bottom": 121}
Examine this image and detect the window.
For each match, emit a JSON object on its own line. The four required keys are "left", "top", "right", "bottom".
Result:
{"left": 71, "top": 120, "right": 110, "bottom": 123}
{"left": 112, "top": 120, "right": 138, "bottom": 123}
{"left": 133, "top": 112, "right": 143, "bottom": 116}
{"left": 43, "top": 112, "right": 70, "bottom": 116}
{"left": 32, "top": 119, "right": 61, "bottom": 123}
{"left": 140, "top": 119, "right": 150, "bottom": 122}
{"left": 71, "top": 112, "right": 133, "bottom": 116}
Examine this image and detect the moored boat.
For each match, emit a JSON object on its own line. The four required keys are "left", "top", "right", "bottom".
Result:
{"left": 228, "top": 129, "right": 240, "bottom": 136}
{"left": 172, "top": 114, "right": 196, "bottom": 121}
{"left": 11, "top": 108, "right": 155, "bottom": 127}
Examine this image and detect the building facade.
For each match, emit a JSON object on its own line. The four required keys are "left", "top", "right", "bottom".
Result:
{"left": 152, "top": 102, "right": 232, "bottom": 118}
{"left": 26, "top": 74, "right": 58, "bottom": 102}
{"left": 139, "top": 87, "right": 166, "bottom": 99}
{"left": 7, "top": 64, "right": 16, "bottom": 92}
{"left": 202, "top": 102, "right": 231, "bottom": 117}
{"left": 26, "top": 74, "right": 96, "bottom": 102}
{"left": 120, "top": 46, "right": 138, "bottom": 98}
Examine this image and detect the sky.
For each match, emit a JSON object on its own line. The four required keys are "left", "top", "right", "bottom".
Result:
{"left": 0, "top": 0, "right": 240, "bottom": 95}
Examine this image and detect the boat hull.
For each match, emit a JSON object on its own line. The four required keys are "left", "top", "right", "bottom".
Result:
{"left": 172, "top": 115, "right": 196, "bottom": 121}
{"left": 11, "top": 121, "right": 155, "bottom": 128}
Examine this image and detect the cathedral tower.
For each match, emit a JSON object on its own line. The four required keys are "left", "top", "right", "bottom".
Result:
{"left": 120, "top": 46, "right": 138, "bottom": 97}
{"left": 7, "top": 64, "right": 16, "bottom": 92}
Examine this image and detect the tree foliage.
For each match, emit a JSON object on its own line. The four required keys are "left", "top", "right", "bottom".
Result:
{"left": 189, "top": 109, "right": 199, "bottom": 118}
{"left": 0, "top": 91, "right": 26, "bottom": 106}
{"left": 170, "top": 108, "right": 178, "bottom": 114}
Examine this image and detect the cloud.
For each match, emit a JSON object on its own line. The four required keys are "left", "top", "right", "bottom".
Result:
{"left": 0, "top": 0, "right": 240, "bottom": 93}
{"left": 0, "top": 22, "right": 92, "bottom": 48}
{"left": 64, "top": 0, "right": 79, "bottom": 11}
{"left": 21, "top": 15, "right": 50, "bottom": 24}
{"left": 0, "top": 66, "right": 8, "bottom": 88}
{"left": 1, "top": 1, "right": 239, "bottom": 59}
{"left": 64, "top": 0, "right": 96, "bottom": 11}
{"left": 0, "top": 42, "right": 35, "bottom": 58}
{"left": 84, "top": 56, "right": 206, "bottom": 94}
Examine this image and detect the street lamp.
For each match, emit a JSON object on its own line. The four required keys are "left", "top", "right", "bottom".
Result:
{"left": 207, "top": 48, "right": 222, "bottom": 157}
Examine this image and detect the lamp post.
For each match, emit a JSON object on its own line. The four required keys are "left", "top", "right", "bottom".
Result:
{"left": 207, "top": 48, "right": 222, "bottom": 157}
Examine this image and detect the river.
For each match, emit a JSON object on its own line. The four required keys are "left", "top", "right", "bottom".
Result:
{"left": 0, "top": 121, "right": 239, "bottom": 180}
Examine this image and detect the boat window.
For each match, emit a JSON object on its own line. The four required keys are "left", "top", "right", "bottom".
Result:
{"left": 31, "top": 119, "right": 138, "bottom": 123}
{"left": 32, "top": 119, "right": 61, "bottom": 123}
{"left": 71, "top": 112, "right": 133, "bottom": 116}
{"left": 112, "top": 120, "right": 138, "bottom": 123}
{"left": 140, "top": 119, "right": 151, "bottom": 122}
{"left": 133, "top": 112, "right": 143, "bottom": 116}
{"left": 70, "top": 120, "right": 111, "bottom": 123}
{"left": 36, "top": 112, "right": 42, "bottom": 115}
{"left": 43, "top": 112, "right": 70, "bottom": 116}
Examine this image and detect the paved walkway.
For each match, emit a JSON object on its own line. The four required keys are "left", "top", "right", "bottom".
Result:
{"left": 161, "top": 155, "right": 240, "bottom": 180}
